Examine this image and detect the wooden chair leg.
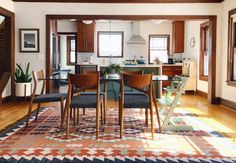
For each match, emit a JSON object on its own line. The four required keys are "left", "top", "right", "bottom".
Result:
{"left": 25, "top": 102, "right": 33, "bottom": 127}
{"left": 60, "top": 99, "right": 64, "bottom": 129}
{"left": 77, "top": 109, "right": 79, "bottom": 125}
{"left": 96, "top": 106, "right": 99, "bottom": 139}
{"left": 145, "top": 108, "right": 148, "bottom": 127}
{"left": 120, "top": 106, "right": 124, "bottom": 139}
{"left": 66, "top": 105, "right": 71, "bottom": 138}
{"left": 73, "top": 109, "right": 76, "bottom": 126}
{"left": 154, "top": 99, "right": 162, "bottom": 133}
{"left": 150, "top": 101, "right": 154, "bottom": 140}
{"left": 61, "top": 101, "right": 67, "bottom": 131}
{"left": 35, "top": 103, "right": 41, "bottom": 121}
{"left": 103, "top": 94, "right": 106, "bottom": 124}
{"left": 83, "top": 108, "right": 85, "bottom": 115}
{"left": 100, "top": 102, "right": 103, "bottom": 125}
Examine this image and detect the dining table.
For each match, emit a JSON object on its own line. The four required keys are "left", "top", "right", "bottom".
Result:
{"left": 41, "top": 71, "right": 192, "bottom": 132}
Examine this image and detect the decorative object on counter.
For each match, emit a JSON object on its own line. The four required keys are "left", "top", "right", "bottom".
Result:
{"left": 154, "top": 57, "right": 161, "bottom": 64}
{"left": 15, "top": 62, "right": 32, "bottom": 97}
{"left": 190, "top": 37, "right": 196, "bottom": 48}
{"left": 105, "top": 64, "right": 122, "bottom": 78}
{"left": 136, "top": 56, "right": 146, "bottom": 64}
{"left": 124, "top": 60, "right": 137, "bottom": 65}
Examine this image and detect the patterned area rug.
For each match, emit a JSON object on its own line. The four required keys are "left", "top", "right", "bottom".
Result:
{"left": 0, "top": 107, "right": 236, "bottom": 162}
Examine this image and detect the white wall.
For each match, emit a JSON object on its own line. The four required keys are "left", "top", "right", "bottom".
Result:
{"left": 57, "top": 20, "right": 77, "bottom": 33}
{"left": 220, "top": 0, "right": 236, "bottom": 102}
{"left": 0, "top": 0, "right": 14, "bottom": 12}
{"left": 183, "top": 21, "right": 208, "bottom": 93}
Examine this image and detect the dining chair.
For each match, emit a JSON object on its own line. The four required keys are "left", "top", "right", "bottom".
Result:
{"left": 80, "top": 70, "right": 106, "bottom": 124}
{"left": 65, "top": 72, "right": 103, "bottom": 139}
{"left": 25, "top": 70, "right": 67, "bottom": 128}
{"left": 119, "top": 73, "right": 161, "bottom": 140}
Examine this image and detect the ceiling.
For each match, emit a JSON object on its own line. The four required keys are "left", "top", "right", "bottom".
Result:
{"left": 12, "top": 0, "right": 224, "bottom": 3}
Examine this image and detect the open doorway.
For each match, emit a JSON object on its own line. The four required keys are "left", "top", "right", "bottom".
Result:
{"left": 0, "top": 7, "right": 15, "bottom": 103}
{"left": 46, "top": 15, "right": 217, "bottom": 104}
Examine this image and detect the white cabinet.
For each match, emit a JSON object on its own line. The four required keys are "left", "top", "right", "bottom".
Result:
{"left": 182, "top": 61, "right": 197, "bottom": 92}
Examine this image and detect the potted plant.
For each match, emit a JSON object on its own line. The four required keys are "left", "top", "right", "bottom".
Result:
{"left": 15, "top": 62, "right": 32, "bottom": 97}
{"left": 105, "top": 64, "right": 121, "bottom": 78}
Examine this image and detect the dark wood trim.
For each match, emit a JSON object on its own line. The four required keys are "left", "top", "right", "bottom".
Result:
{"left": 0, "top": 96, "right": 12, "bottom": 105}
{"left": 207, "top": 16, "right": 217, "bottom": 104}
{"left": 46, "top": 14, "right": 217, "bottom": 104}
{"left": 196, "top": 89, "right": 208, "bottom": 98}
{"left": 66, "top": 35, "right": 77, "bottom": 65}
{"left": 0, "top": 6, "right": 15, "bottom": 100}
{"left": 219, "top": 98, "right": 236, "bottom": 111}
{"left": 148, "top": 34, "right": 170, "bottom": 64}
{"left": 227, "top": 8, "right": 236, "bottom": 87}
{"left": 13, "top": 0, "right": 224, "bottom": 3}
{"left": 19, "top": 28, "right": 40, "bottom": 53}
{"left": 46, "top": 15, "right": 217, "bottom": 21}
{"left": 97, "top": 31, "right": 124, "bottom": 58}
{"left": 199, "top": 21, "right": 210, "bottom": 82}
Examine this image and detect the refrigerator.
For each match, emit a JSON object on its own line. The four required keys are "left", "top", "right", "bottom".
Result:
{"left": 182, "top": 60, "right": 197, "bottom": 92}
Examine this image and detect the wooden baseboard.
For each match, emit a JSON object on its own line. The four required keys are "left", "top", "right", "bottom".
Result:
{"left": 185, "top": 90, "right": 195, "bottom": 95}
{"left": 0, "top": 96, "right": 12, "bottom": 105}
{"left": 219, "top": 98, "right": 236, "bottom": 111}
{"left": 196, "top": 90, "right": 208, "bottom": 98}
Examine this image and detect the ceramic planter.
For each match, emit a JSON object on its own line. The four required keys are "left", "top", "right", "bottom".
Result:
{"left": 15, "top": 82, "right": 32, "bottom": 97}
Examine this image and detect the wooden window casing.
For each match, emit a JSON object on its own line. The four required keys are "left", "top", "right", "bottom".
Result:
{"left": 199, "top": 21, "right": 210, "bottom": 81}
{"left": 227, "top": 8, "right": 236, "bottom": 87}
{"left": 67, "top": 36, "right": 77, "bottom": 65}
{"left": 148, "top": 34, "right": 170, "bottom": 64}
{"left": 97, "top": 31, "right": 124, "bottom": 58}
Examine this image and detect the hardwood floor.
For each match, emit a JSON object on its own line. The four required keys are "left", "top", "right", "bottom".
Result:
{"left": 0, "top": 95, "right": 236, "bottom": 139}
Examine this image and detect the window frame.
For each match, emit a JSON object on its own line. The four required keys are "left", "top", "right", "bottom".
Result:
{"left": 199, "top": 21, "right": 210, "bottom": 82}
{"left": 227, "top": 8, "right": 236, "bottom": 87}
{"left": 97, "top": 31, "right": 124, "bottom": 58}
{"left": 148, "top": 34, "right": 170, "bottom": 64}
{"left": 66, "top": 35, "right": 77, "bottom": 65}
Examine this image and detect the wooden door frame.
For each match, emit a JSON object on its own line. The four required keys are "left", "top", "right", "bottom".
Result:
{"left": 0, "top": 7, "right": 15, "bottom": 99}
{"left": 46, "top": 15, "right": 217, "bottom": 104}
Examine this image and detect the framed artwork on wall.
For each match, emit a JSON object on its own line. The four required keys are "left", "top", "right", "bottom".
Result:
{"left": 20, "top": 28, "right": 40, "bottom": 52}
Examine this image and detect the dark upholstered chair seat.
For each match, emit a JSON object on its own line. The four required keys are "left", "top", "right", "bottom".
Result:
{"left": 33, "top": 93, "right": 67, "bottom": 103}
{"left": 121, "top": 93, "right": 150, "bottom": 108}
{"left": 70, "top": 94, "right": 103, "bottom": 108}
{"left": 80, "top": 92, "right": 105, "bottom": 96}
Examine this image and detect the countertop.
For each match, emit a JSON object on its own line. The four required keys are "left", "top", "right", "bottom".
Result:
{"left": 75, "top": 63, "right": 183, "bottom": 67}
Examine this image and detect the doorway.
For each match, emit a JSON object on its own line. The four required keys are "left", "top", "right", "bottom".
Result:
{"left": 0, "top": 7, "right": 15, "bottom": 100}
{"left": 46, "top": 15, "right": 217, "bottom": 104}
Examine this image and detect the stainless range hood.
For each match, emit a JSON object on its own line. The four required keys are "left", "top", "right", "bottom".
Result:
{"left": 127, "top": 21, "right": 146, "bottom": 44}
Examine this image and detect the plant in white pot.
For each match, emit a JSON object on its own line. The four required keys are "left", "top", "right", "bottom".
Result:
{"left": 105, "top": 64, "right": 121, "bottom": 79}
{"left": 15, "top": 62, "right": 32, "bottom": 97}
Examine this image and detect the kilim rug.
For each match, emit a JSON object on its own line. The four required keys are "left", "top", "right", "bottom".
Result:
{"left": 0, "top": 107, "right": 236, "bottom": 163}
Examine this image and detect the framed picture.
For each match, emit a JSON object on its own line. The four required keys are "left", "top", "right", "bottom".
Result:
{"left": 20, "top": 28, "right": 39, "bottom": 52}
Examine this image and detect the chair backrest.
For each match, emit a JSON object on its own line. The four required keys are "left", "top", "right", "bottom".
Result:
{"left": 68, "top": 72, "right": 100, "bottom": 94}
{"left": 32, "top": 70, "right": 46, "bottom": 97}
{"left": 121, "top": 70, "right": 143, "bottom": 75}
{"left": 121, "top": 73, "right": 153, "bottom": 95}
{"left": 83, "top": 70, "right": 98, "bottom": 74}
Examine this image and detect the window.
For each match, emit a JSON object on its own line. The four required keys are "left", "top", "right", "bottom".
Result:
{"left": 227, "top": 8, "right": 236, "bottom": 86}
{"left": 67, "top": 36, "right": 76, "bottom": 65}
{"left": 199, "top": 21, "right": 210, "bottom": 81}
{"left": 97, "top": 31, "right": 123, "bottom": 58}
{"left": 149, "top": 35, "right": 169, "bottom": 64}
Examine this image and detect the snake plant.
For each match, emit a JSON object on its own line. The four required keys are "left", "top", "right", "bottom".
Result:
{"left": 15, "top": 62, "right": 32, "bottom": 83}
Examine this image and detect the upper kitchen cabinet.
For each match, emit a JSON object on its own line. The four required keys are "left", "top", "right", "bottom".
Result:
{"left": 172, "top": 21, "right": 185, "bottom": 53}
{"left": 77, "top": 21, "right": 95, "bottom": 52}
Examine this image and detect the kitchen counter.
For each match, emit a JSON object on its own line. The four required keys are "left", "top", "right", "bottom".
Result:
{"left": 162, "top": 63, "right": 183, "bottom": 66}
{"left": 99, "top": 64, "right": 162, "bottom": 68}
